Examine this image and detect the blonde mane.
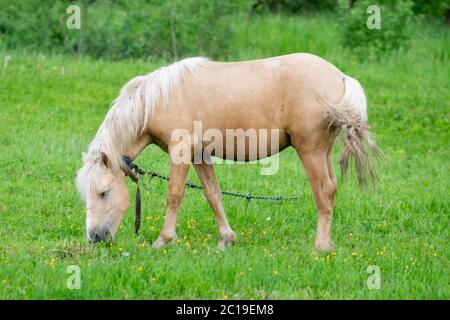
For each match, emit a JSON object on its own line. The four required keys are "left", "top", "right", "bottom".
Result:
{"left": 76, "top": 57, "right": 209, "bottom": 199}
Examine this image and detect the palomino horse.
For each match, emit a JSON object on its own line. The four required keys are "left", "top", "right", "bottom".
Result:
{"left": 76, "top": 53, "right": 378, "bottom": 251}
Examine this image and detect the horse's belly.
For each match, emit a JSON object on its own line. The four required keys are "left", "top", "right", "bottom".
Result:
{"left": 201, "top": 128, "right": 290, "bottom": 162}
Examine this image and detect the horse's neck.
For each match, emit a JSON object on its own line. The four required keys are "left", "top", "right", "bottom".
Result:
{"left": 123, "top": 135, "right": 153, "bottom": 160}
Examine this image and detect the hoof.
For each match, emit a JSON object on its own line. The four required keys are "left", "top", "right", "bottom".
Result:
{"left": 314, "top": 239, "right": 334, "bottom": 252}
{"left": 218, "top": 230, "right": 237, "bottom": 250}
{"left": 152, "top": 233, "right": 177, "bottom": 249}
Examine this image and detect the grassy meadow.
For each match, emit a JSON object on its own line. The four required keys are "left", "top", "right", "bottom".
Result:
{"left": 0, "top": 14, "right": 449, "bottom": 299}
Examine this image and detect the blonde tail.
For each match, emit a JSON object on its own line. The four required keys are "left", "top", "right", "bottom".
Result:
{"left": 326, "top": 75, "right": 380, "bottom": 186}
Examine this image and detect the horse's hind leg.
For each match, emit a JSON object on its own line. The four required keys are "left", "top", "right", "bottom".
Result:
{"left": 326, "top": 143, "right": 337, "bottom": 187}
{"left": 296, "top": 144, "right": 337, "bottom": 251}
{"left": 152, "top": 161, "right": 190, "bottom": 249}
{"left": 194, "top": 163, "right": 236, "bottom": 250}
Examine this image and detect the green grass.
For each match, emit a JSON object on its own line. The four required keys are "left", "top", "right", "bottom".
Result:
{"left": 0, "top": 15, "right": 449, "bottom": 299}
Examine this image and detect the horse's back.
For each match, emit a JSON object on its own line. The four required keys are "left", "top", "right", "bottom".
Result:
{"left": 187, "top": 53, "right": 345, "bottom": 129}
{"left": 195, "top": 52, "right": 345, "bottom": 111}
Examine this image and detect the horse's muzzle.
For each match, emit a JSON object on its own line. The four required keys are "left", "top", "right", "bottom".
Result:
{"left": 88, "top": 227, "right": 114, "bottom": 243}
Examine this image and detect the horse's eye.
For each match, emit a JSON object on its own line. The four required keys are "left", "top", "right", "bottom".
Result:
{"left": 99, "top": 191, "right": 109, "bottom": 199}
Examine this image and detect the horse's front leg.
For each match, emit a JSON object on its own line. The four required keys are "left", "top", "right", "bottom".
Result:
{"left": 194, "top": 163, "right": 236, "bottom": 250}
{"left": 152, "top": 161, "right": 190, "bottom": 249}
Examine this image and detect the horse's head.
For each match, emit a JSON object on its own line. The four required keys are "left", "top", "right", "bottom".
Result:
{"left": 76, "top": 152, "right": 130, "bottom": 242}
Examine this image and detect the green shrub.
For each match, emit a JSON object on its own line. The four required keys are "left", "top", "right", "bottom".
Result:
{"left": 80, "top": 0, "right": 243, "bottom": 60}
{"left": 0, "top": 0, "right": 245, "bottom": 60}
{"left": 338, "top": 0, "right": 415, "bottom": 58}
{"left": 412, "top": 0, "right": 449, "bottom": 20}
{"left": 0, "top": 0, "right": 71, "bottom": 53}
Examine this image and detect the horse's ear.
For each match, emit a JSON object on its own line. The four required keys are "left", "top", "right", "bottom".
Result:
{"left": 100, "top": 152, "right": 111, "bottom": 169}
